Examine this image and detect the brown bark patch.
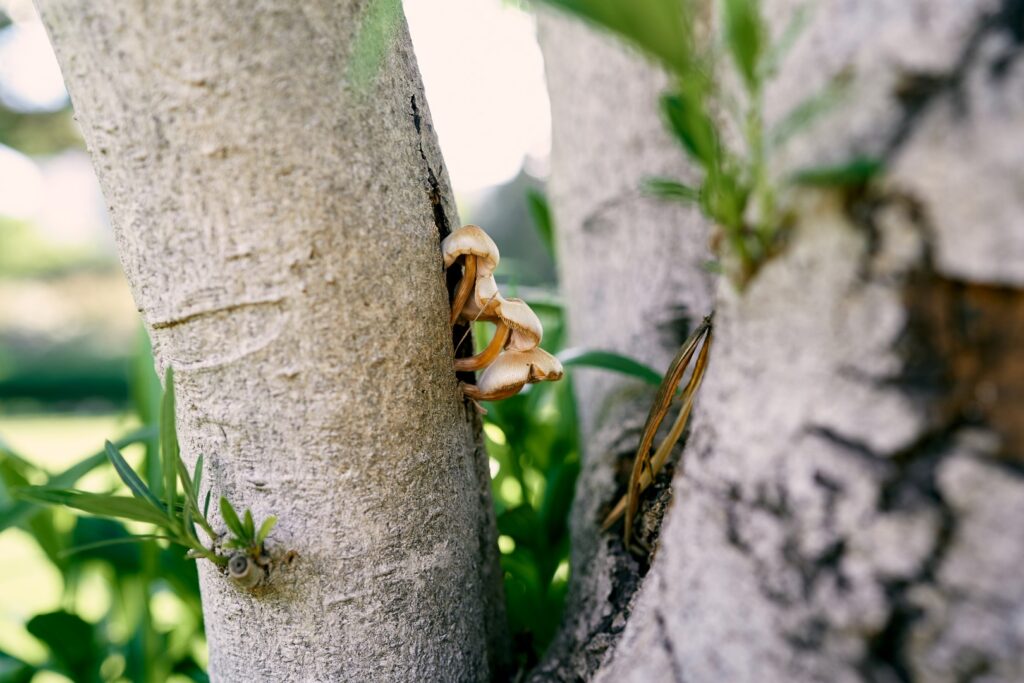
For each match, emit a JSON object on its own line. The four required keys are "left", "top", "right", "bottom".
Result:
{"left": 904, "top": 276, "right": 1024, "bottom": 463}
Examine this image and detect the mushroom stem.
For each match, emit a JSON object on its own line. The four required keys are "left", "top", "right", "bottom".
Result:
{"left": 461, "top": 381, "right": 525, "bottom": 402}
{"left": 449, "top": 255, "right": 477, "bottom": 325}
{"left": 454, "top": 323, "right": 510, "bottom": 372}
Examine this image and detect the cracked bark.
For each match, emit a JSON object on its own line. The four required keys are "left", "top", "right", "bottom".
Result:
{"left": 538, "top": 1, "right": 1024, "bottom": 681}
{"left": 35, "top": 1, "right": 507, "bottom": 680}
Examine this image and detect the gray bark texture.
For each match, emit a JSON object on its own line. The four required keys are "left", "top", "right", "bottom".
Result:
{"left": 531, "top": 12, "right": 715, "bottom": 680}
{"left": 537, "top": 1, "right": 1024, "bottom": 682}
{"left": 35, "top": 1, "right": 507, "bottom": 680}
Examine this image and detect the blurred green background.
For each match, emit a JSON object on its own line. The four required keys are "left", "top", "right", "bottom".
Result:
{"left": 0, "top": 0, "right": 577, "bottom": 679}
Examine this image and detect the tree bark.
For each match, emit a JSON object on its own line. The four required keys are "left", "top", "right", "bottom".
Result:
{"left": 532, "top": 13, "right": 714, "bottom": 681}
{"left": 539, "top": 1, "right": 1024, "bottom": 681}
{"left": 35, "top": 1, "right": 507, "bottom": 680}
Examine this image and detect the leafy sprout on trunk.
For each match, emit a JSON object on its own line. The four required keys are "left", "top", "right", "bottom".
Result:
{"left": 536, "top": 0, "right": 882, "bottom": 287}
{"left": 15, "top": 367, "right": 279, "bottom": 587}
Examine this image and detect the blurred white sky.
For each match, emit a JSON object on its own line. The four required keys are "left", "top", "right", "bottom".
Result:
{"left": 0, "top": 0, "right": 551, "bottom": 245}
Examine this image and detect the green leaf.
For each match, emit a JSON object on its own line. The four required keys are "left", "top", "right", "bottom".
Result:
{"left": 761, "top": 2, "right": 811, "bottom": 77}
{"left": 723, "top": 0, "right": 764, "bottom": 91}
{"left": 768, "top": 70, "right": 850, "bottom": 149}
{"left": 540, "top": 460, "right": 580, "bottom": 544}
{"left": 0, "top": 428, "right": 154, "bottom": 532}
{"left": 15, "top": 488, "right": 170, "bottom": 527}
{"left": 104, "top": 441, "right": 164, "bottom": 512}
{"left": 242, "top": 508, "right": 255, "bottom": 541}
{"left": 160, "top": 366, "right": 179, "bottom": 510}
{"left": 557, "top": 349, "right": 663, "bottom": 386}
{"left": 497, "top": 505, "right": 541, "bottom": 547}
{"left": 643, "top": 177, "right": 700, "bottom": 202}
{"left": 537, "top": 0, "right": 692, "bottom": 75}
{"left": 176, "top": 454, "right": 204, "bottom": 531}
{"left": 256, "top": 515, "right": 277, "bottom": 545}
{"left": 219, "top": 496, "right": 245, "bottom": 539}
{"left": 203, "top": 489, "right": 212, "bottom": 519}
{"left": 192, "top": 455, "right": 204, "bottom": 500}
{"left": 662, "top": 92, "right": 718, "bottom": 168}
{"left": 130, "top": 329, "right": 162, "bottom": 427}
{"left": 526, "top": 189, "right": 556, "bottom": 257}
{"left": 26, "top": 611, "right": 101, "bottom": 682}
{"left": 789, "top": 157, "right": 883, "bottom": 187}
{"left": 0, "top": 650, "right": 36, "bottom": 683}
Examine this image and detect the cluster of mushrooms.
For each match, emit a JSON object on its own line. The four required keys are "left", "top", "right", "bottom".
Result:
{"left": 442, "top": 225, "right": 563, "bottom": 403}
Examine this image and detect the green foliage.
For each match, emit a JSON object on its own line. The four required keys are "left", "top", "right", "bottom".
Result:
{"left": 535, "top": 0, "right": 883, "bottom": 286}
{"left": 17, "top": 369, "right": 219, "bottom": 567}
{"left": 540, "top": 0, "right": 693, "bottom": 74}
{"left": 723, "top": 0, "right": 764, "bottom": 89}
{"left": 16, "top": 368, "right": 275, "bottom": 572}
{"left": 643, "top": 177, "right": 700, "bottom": 202}
{"left": 0, "top": 339, "right": 208, "bottom": 681}
{"left": 26, "top": 611, "right": 103, "bottom": 682}
{"left": 525, "top": 189, "right": 556, "bottom": 258}
{"left": 789, "top": 157, "right": 884, "bottom": 187}
{"left": 558, "top": 349, "right": 663, "bottom": 386}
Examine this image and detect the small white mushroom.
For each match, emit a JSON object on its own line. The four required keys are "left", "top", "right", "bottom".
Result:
{"left": 455, "top": 295, "right": 544, "bottom": 371}
{"left": 441, "top": 225, "right": 500, "bottom": 324}
{"left": 462, "top": 348, "right": 564, "bottom": 402}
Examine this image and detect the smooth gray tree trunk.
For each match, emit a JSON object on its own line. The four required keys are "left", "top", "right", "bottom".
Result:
{"left": 35, "top": 1, "right": 507, "bottom": 680}
{"left": 538, "top": 1, "right": 1024, "bottom": 681}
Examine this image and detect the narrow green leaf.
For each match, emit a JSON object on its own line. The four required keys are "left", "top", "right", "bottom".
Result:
{"left": 242, "top": 508, "right": 255, "bottom": 542}
{"left": 557, "top": 349, "right": 663, "bottom": 386}
{"left": 662, "top": 92, "right": 718, "bottom": 168}
{"left": 769, "top": 70, "right": 851, "bottom": 149}
{"left": 761, "top": 3, "right": 811, "bottom": 77}
{"left": 526, "top": 189, "right": 556, "bottom": 257}
{"left": 15, "top": 488, "right": 170, "bottom": 527}
{"left": 219, "top": 496, "right": 245, "bottom": 538}
{"left": 104, "top": 441, "right": 164, "bottom": 512}
{"left": 203, "top": 489, "right": 212, "bottom": 519}
{"left": 0, "top": 428, "right": 154, "bottom": 532}
{"left": 61, "top": 534, "right": 169, "bottom": 558}
{"left": 789, "top": 157, "right": 883, "bottom": 187}
{"left": 537, "top": 0, "right": 692, "bottom": 75}
{"left": 192, "top": 455, "right": 203, "bottom": 499}
{"left": 161, "top": 366, "right": 179, "bottom": 510}
{"left": 256, "top": 516, "right": 277, "bottom": 545}
{"left": 723, "top": 0, "right": 764, "bottom": 90}
{"left": 643, "top": 177, "right": 700, "bottom": 202}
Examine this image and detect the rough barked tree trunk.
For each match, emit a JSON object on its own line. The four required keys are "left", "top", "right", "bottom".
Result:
{"left": 539, "top": 1, "right": 1024, "bottom": 681}
{"left": 531, "top": 13, "right": 714, "bottom": 681}
{"left": 35, "top": 1, "right": 507, "bottom": 680}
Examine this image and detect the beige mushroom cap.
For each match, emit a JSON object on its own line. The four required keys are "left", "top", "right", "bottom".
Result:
{"left": 474, "top": 347, "right": 563, "bottom": 397}
{"left": 495, "top": 298, "right": 543, "bottom": 352}
{"left": 474, "top": 274, "right": 501, "bottom": 309}
{"left": 458, "top": 294, "right": 543, "bottom": 351}
{"left": 441, "top": 225, "right": 499, "bottom": 275}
